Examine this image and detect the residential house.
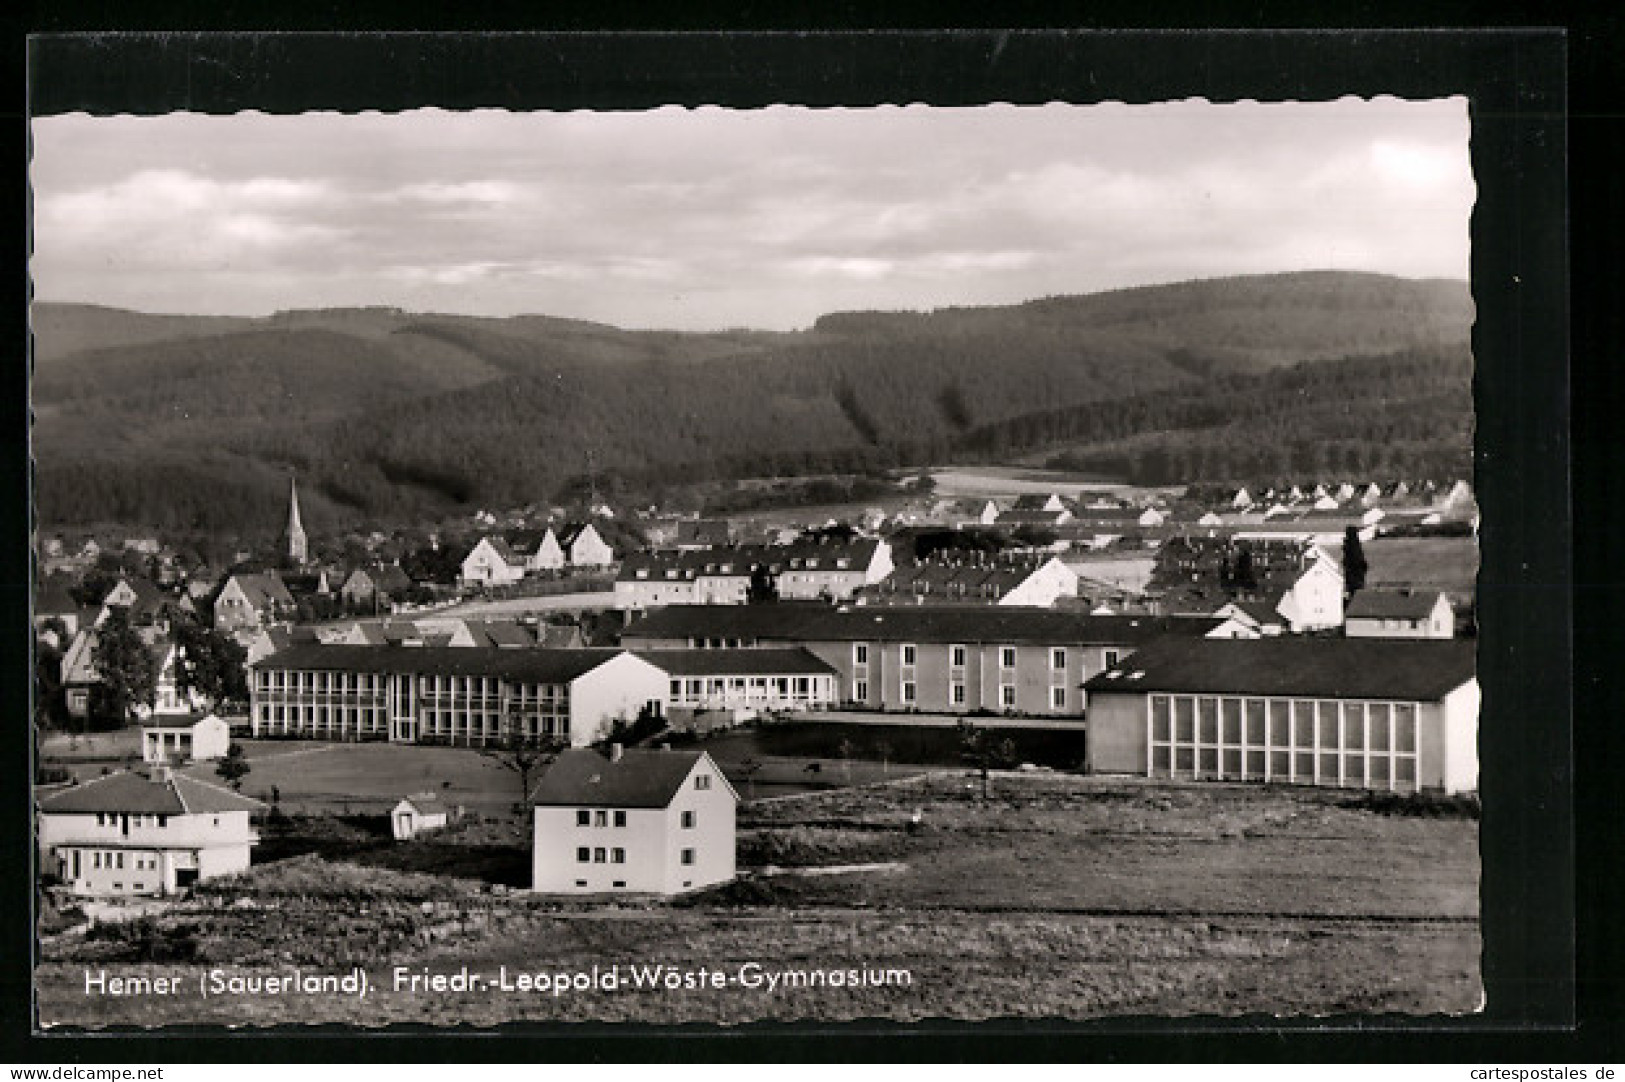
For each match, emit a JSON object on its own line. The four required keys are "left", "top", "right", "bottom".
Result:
{"left": 212, "top": 572, "right": 295, "bottom": 633}
{"left": 1154, "top": 535, "right": 1345, "bottom": 632}
{"left": 1337, "top": 536, "right": 1479, "bottom": 611}
{"left": 622, "top": 604, "right": 1238, "bottom": 717}
{"left": 38, "top": 763, "right": 265, "bottom": 896}
{"left": 141, "top": 713, "right": 232, "bottom": 764}
{"left": 59, "top": 630, "right": 205, "bottom": 722}
{"left": 391, "top": 794, "right": 450, "bottom": 840}
{"left": 526, "top": 527, "right": 568, "bottom": 573}
{"left": 1083, "top": 637, "right": 1479, "bottom": 794}
{"left": 1344, "top": 590, "right": 1455, "bottom": 639}
{"left": 1013, "top": 493, "right": 1067, "bottom": 514}
{"left": 995, "top": 506, "right": 1074, "bottom": 529}
{"left": 531, "top": 746, "right": 736, "bottom": 895}
{"left": 339, "top": 564, "right": 416, "bottom": 609}
{"left": 250, "top": 646, "right": 669, "bottom": 746}
{"left": 34, "top": 580, "right": 84, "bottom": 645}
{"left": 96, "top": 576, "right": 169, "bottom": 631}
{"left": 614, "top": 537, "right": 893, "bottom": 610}
{"left": 559, "top": 523, "right": 616, "bottom": 568}
{"left": 460, "top": 536, "right": 527, "bottom": 587}
{"left": 869, "top": 555, "right": 1079, "bottom": 608}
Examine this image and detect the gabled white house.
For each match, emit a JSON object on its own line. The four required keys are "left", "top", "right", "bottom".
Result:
{"left": 560, "top": 523, "right": 616, "bottom": 568}
{"left": 531, "top": 747, "right": 737, "bottom": 896}
{"left": 213, "top": 572, "right": 294, "bottom": 633}
{"left": 38, "top": 764, "right": 265, "bottom": 897}
{"left": 527, "top": 528, "right": 567, "bottom": 572}
{"left": 1274, "top": 551, "right": 1346, "bottom": 632}
{"left": 461, "top": 536, "right": 527, "bottom": 587}
{"left": 392, "top": 794, "right": 451, "bottom": 840}
{"left": 1345, "top": 589, "right": 1455, "bottom": 639}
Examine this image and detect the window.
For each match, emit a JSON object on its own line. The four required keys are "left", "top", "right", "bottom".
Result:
{"left": 612, "top": 880, "right": 626, "bottom": 888}
{"left": 901, "top": 644, "right": 916, "bottom": 666}
{"left": 951, "top": 682, "right": 966, "bottom": 706}
{"left": 950, "top": 645, "right": 966, "bottom": 668}
{"left": 614, "top": 810, "right": 627, "bottom": 827}
{"left": 576, "top": 810, "right": 591, "bottom": 826}
{"left": 1052, "top": 648, "right": 1067, "bottom": 670}
{"left": 681, "top": 849, "right": 696, "bottom": 866}
{"left": 1002, "top": 686, "right": 1017, "bottom": 708}
{"left": 1051, "top": 687, "right": 1066, "bottom": 709}
{"left": 903, "top": 681, "right": 917, "bottom": 703}
{"left": 594, "top": 810, "right": 608, "bottom": 827}
{"left": 576, "top": 847, "right": 590, "bottom": 863}
{"left": 854, "top": 680, "right": 869, "bottom": 701}
{"left": 681, "top": 810, "right": 696, "bottom": 829}
{"left": 854, "top": 643, "right": 869, "bottom": 665}
{"left": 695, "top": 775, "right": 711, "bottom": 791}
{"left": 1104, "top": 649, "right": 1120, "bottom": 668}
{"left": 575, "top": 879, "right": 588, "bottom": 887}
{"left": 612, "top": 848, "right": 625, "bottom": 864}
{"left": 1001, "top": 647, "right": 1017, "bottom": 669}
{"left": 593, "top": 848, "right": 607, "bottom": 864}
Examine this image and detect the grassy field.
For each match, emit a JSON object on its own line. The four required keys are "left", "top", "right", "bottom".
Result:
{"left": 35, "top": 772, "right": 1480, "bottom": 1027}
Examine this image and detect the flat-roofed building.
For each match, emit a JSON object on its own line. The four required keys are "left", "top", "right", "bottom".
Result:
{"left": 1083, "top": 638, "right": 1478, "bottom": 793}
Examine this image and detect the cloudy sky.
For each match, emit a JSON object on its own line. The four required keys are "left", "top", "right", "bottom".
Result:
{"left": 30, "top": 98, "right": 1472, "bottom": 331}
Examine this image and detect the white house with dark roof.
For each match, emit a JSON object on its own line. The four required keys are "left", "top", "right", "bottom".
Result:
{"left": 461, "top": 536, "right": 527, "bottom": 587}
{"left": 615, "top": 537, "right": 891, "bottom": 610}
{"left": 1344, "top": 589, "right": 1454, "bottom": 639}
{"left": 37, "top": 763, "right": 265, "bottom": 896}
{"left": 531, "top": 746, "right": 736, "bottom": 895}
{"left": 1083, "top": 638, "right": 1479, "bottom": 793}
{"left": 527, "top": 527, "right": 568, "bottom": 572}
{"left": 392, "top": 794, "right": 450, "bottom": 840}
{"left": 559, "top": 523, "right": 616, "bottom": 568}
{"left": 213, "top": 571, "right": 295, "bottom": 632}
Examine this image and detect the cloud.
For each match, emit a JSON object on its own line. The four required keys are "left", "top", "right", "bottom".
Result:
{"left": 30, "top": 99, "right": 1473, "bottom": 329}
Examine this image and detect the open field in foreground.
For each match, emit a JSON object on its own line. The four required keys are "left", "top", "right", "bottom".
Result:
{"left": 36, "top": 773, "right": 1480, "bottom": 1027}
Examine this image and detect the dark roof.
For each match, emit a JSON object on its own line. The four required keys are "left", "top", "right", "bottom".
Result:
{"left": 1083, "top": 637, "right": 1477, "bottom": 701}
{"left": 229, "top": 572, "right": 294, "bottom": 608}
{"left": 397, "top": 793, "right": 447, "bottom": 812}
{"left": 1345, "top": 590, "right": 1449, "bottom": 620}
{"left": 252, "top": 644, "right": 633, "bottom": 682}
{"left": 632, "top": 647, "right": 837, "bottom": 677}
{"left": 35, "top": 581, "right": 79, "bottom": 616}
{"left": 623, "top": 604, "right": 1222, "bottom": 647}
{"left": 39, "top": 769, "right": 265, "bottom": 815}
{"left": 618, "top": 537, "right": 883, "bottom": 582}
{"left": 530, "top": 747, "right": 717, "bottom": 808}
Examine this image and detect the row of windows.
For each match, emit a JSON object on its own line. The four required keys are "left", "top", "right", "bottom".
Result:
{"left": 256, "top": 670, "right": 568, "bottom": 700}
{"left": 94, "top": 813, "right": 169, "bottom": 828}
{"left": 574, "top": 847, "right": 698, "bottom": 866}
{"left": 257, "top": 704, "right": 564, "bottom": 738}
{"left": 865, "top": 681, "right": 1066, "bottom": 709}
{"left": 668, "top": 676, "right": 820, "bottom": 698}
{"left": 856, "top": 644, "right": 1111, "bottom": 671}
{"left": 84, "top": 850, "right": 158, "bottom": 871}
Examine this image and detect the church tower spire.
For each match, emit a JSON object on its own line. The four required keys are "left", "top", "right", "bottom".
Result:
{"left": 284, "top": 471, "right": 308, "bottom": 566}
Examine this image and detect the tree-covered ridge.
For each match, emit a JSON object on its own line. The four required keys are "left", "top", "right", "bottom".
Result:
{"left": 31, "top": 272, "right": 1474, "bottom": 533}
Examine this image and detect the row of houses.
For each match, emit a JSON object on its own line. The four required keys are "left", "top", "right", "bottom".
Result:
{"left": 460, "top": 524, "right": 615, "bottom": 587}
{"left": 613, "top": 537, "right": 893, "bottom": 609}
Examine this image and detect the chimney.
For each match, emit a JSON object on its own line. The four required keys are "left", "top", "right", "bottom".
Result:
{"left": 610, "top": 743, "right": 623, "bottom": 762}
{"left": 149, "top": 761, "right": 173, "bottom": 784}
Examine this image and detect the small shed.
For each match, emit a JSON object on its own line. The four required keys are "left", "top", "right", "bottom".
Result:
{"left": 392, "top": 794, "right": 450, "bottom": 840}
{"left": 141, "top": 714, "right": 231, "bottom": 764}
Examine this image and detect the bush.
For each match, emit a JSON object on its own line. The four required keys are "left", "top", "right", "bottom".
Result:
{"left": 1341, "top": 790, "right": 1480, "bottom": 819}
{"left": 83, "top": 917, "right": 203, "bottom": 963}
{"left": 673, "top": 875, "right": 788, "bottom": 908}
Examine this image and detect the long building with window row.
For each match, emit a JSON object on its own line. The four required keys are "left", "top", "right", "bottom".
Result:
{"left": 1082, "top": 637, "right": 1478, "bottom": 793}
{"left": 622, "top": 604, "right": 1241, "bottom": 717}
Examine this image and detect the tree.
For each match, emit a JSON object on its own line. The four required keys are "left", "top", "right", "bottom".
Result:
{"left": 480, "top": 712, "right": 568, "bottom": 809}
{"left": 1342, "top": 526, "right": 1369, "bottom": 596}
{"left": 747, "top": 563, "right": 779, "bottom": 604}
{"left": 171, "top": 617, "right": 249, "bottom": 709}
{"left": 215, "top": 743, "right": 251, "bottom": 790}
{"left": 89, "top": 608, "right": 158, "bottom": 726}
{"left": 1233, "top": 545, "right": 1258, "bottom": 592}
{"left": 736, "top": 756, "right": 764, "bottom": 800}
{"left": 872, "top": 739, "right": 894, "bottom": 780}
{"left": 958, "top": 721, "right": 1018, "bottom": 800}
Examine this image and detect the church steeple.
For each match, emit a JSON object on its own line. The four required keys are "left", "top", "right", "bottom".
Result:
{"left": 284, "top": 471, "right": 308, "bottom": 566}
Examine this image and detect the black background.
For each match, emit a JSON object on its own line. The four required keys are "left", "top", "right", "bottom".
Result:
{"left": 4, "top": 8, "right": 1613, "bottom": 1066}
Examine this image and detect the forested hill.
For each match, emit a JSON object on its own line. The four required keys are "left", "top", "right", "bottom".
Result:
{"left": 31, "top": 271, "right": 1474, "bottom": 534}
